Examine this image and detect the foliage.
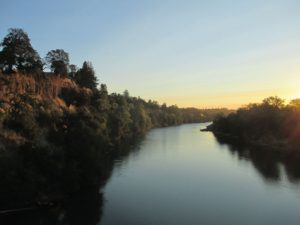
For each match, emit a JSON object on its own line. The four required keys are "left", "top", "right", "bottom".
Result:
{"left": 4, "top": 95, "right": 38, "bottom": 139}
{"left": 0, "top": 28, "right": 234, "bottom": 208}
{"left": 45, "top": 49, "right": 69, "bottom": 76}
{"left": 75, "top": 61, "right": 98, "bottom": 89}
{"left": 69, "top": 64, "right": 78, "bottom": 79}
{"left": 0, "top": 28, "right": 42, "bottom": 73}
{"left": 209, "top": 96, "right": 300, "bottom": 147}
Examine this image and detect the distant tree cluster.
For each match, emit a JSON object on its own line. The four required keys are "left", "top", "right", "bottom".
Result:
{"left": 208, "top": 96, "right": 300, "bottom": 148}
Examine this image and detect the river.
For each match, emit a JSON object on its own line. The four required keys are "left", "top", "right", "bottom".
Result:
{"left": 3, "top": 123, "right": 300, "bottom": 225}
{"left": 99, "top": 123, "right": 300, "bottom": 225}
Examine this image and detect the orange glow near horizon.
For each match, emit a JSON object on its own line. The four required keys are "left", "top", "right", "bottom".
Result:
{"left": 150, "top": 86, "right": 300, "bottom": 109}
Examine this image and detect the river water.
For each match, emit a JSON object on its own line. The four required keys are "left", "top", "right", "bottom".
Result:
{"left": 3, "top": 123, "right": 300, "bottom": 225}
{"left": 99, "top": 123, "right": 300, "bottom": 225}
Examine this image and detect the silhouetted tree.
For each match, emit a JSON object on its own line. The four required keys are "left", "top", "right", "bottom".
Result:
{"left": 45, "top": 49, "right": 69, "bottom": 77}
{"left": 76, "top": 61, "right": 98, "bottom": 89}
{"left": 123, "top": 90, "right": 129, "bottom": 98}
{"left": 208, "top": 96, "right": 300, "bottom": 146}
{"left": 69, "top": 64, "right": 78, "bottom": 79}
{"left": 289, "top": 99, "right": 300, "bottom": 109}
{"left": 262, "top": 96, "right": 285, "bottom": 109}
{"left": 0, "top": 28, "right": 42, "bottom": 73}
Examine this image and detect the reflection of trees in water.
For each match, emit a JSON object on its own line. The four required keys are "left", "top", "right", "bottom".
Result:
{"left": 214, "top": 134, "right": 300, "bottom": 184}
{"left": 106, "top": 136, "right": 145, "bottom": 180}
{"left": 1, "top": 137, "right": 145, "bottom": 225}
{"left": 59, "top": 192, "right": 104, "bottom": 225}
{"left": 1, "top": 192, "right": 104, "bottom": 225}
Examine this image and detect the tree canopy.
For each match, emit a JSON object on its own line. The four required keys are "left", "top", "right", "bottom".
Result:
{"left": 208, "top": 96, "right": 300, "bottom": 148}
{"left": 76, "top": 61, "right": 98, "bottom": 89}
{"left": 45, "top": 49, "right": 69, "bottom": 76}
{"left": 0, "top": 28, "right": 42, "bottom": 73}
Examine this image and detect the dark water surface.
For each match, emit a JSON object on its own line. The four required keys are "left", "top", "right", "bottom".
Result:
{"left": 99, "top": 123, "right": 300, "bottom": 225}
{"left": 2, "top": 123, "right": 300, "bottom": 225}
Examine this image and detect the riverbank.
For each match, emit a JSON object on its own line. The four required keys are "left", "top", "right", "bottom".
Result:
{"left": 203, "top": 97, "right": 300, "bottom": 155}
{"left": 203, "top": 126, "right": 300, "bottom": 155}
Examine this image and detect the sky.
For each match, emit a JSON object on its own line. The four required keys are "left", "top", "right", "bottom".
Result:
{"left": 1, "top": 0, "right": 300, "bottom": 109}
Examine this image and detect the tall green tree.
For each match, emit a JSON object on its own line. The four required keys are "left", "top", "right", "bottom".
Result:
{"left": 45, "top": 49, "right": 69, "bottom": 77}
{"left": 76, "top": 61, "right": 98, "bottom": 89}
{"left": 0, "top": 28, "right": 42, "bottom": 73}
{"left": 130, "top": 102, "right": 151, "bottom": 133}
{"left": 96, "top": 84, "right": 110, "bottom": 113}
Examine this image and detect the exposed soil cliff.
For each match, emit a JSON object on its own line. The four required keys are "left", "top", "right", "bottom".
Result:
{"left": 0, "top": 72, "right": 82, "bottom": 111}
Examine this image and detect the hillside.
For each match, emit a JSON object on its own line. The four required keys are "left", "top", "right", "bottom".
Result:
{"left": 0, "top": 72, "right": 86, "bottom": 109}
{"left": 0, "top": 71, "right": 219, "bottom": 209}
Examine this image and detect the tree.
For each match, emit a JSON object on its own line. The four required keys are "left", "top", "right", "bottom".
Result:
{"left": 123, "top": 90, "right": 129, "bottom": 98}
{"left": 0, "top": 28, "right": 42, "bottom": 73}
{"left": 130, "top": 102, "right": 151, "bottom": 133}
{"left": 289, "top": 99, "right": 300, "bottom": 109}
{"left": 45, "top": 49, "right": 69, "bottom": 76}
{"left": 109, "top": 96, "right": 132, "bottom": 142}
{"left": 262, "top": 96, "right": 285, "bottom": 108}
{"left": 76, "top": 61, "right": 98, "bottom": 89}
{"left": 69, "top": 64, "right": 78, "bottom": 79}
{"left": 97, "top": 84, "right": 110, "bottom": 112}
{"left": 92, "top": 84, "right": 111, "bottom": 133}
{"left": 4, "top": 94, "right": 38, "bottom": 138}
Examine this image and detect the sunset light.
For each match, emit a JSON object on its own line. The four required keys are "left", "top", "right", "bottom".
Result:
{"left": 1, "top": 1, "right": 300, "bottom": 224}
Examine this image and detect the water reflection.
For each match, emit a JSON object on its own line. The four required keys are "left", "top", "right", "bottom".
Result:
{"left": 0, "top": 136, "right": 146, "bottom": 225}
{"left": 100, "top": 124, "right": 300, "bottom": 225}
{"left": 0, "top": 192, "right": 104, "bottom": 225}
{"left": 214, "top": 133, "right": 300, "bottom": 184}
{"left": 3, "top": 125, "right": 300, "bottom": 225}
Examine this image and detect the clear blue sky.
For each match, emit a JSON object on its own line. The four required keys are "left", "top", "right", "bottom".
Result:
{"left": 1, "top": 0, "right": 300, "bottom": 108}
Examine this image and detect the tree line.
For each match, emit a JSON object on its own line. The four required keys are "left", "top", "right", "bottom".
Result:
{"left": 207, "top": 96, "right": 300, "bottom": 150}
{"left": 0, "top": 28, "right": 97, "bottom": 89}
